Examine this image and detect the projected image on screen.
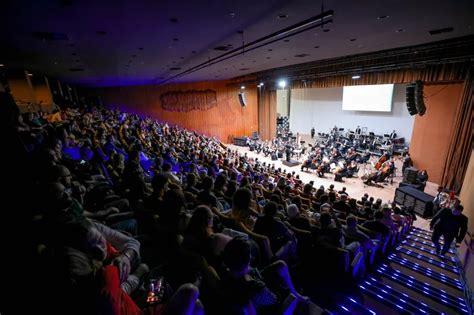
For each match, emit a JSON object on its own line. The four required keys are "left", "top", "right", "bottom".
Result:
{"left": 342, "top": 84, "right": 394, "bottom": 112}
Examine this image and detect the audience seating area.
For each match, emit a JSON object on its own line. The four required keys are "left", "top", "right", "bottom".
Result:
{"left": 9, "top": 105, "right": 429, "bottom": 314}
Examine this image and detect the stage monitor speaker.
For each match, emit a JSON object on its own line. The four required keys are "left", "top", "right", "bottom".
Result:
{"left": 238, "top": 92, "right": 247, "bottom": 107}
{"left": 405, "top": 84, "right": 418, "bottom": 115}
{"left": 415, "top": 80, "right": 426, "bottom": 116}
{"left": 403, "top": 167, "right": 418, "bottom": 183}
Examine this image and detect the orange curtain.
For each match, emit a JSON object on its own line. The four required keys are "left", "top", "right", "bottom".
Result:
{"left": 441, "top": 66, "right": 474, "bottom": 192}
{"left": 258, "top": 89, "right": 276, "bottom": 140}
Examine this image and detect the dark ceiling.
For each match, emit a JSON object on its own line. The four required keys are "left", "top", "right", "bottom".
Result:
{"left": 1, "top": 0, "right": 473, "bottom": 87}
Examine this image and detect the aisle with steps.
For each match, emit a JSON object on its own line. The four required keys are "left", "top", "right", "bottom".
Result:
{"left": 332, "top": 227, "right": 472, "bottom": 315}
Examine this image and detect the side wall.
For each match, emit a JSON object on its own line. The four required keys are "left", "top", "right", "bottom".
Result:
{"left": 97, "top": 80, "right": 258, "bottom": 143}
{"left": 409, "top": 83, "right": 464, "bottom": 184}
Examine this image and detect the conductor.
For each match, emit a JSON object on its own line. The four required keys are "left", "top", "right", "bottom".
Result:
{"left": 430, "top": 203, "right": 468, "bottom": 256}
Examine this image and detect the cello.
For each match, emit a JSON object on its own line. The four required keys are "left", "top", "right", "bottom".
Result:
{"left": 375, "top": 153, "right": 388, "bottom": 170}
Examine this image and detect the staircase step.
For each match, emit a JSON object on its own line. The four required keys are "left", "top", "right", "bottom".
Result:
{"left": 360, "top": 278, "right": 441, "bottom": 314}
{"left": 388, "top": 254, "right": 464, "bottom": 290}
{"left": 401, "top": 240, "right": 456, "bottom": 260}
{"left": 376, "top": 264, "right": 470, "bottom": 314}
{"left": 405, "top": 235, "right": 455, "bottom": 254}
{"left": 396, "top": 246, "right": 459, "bottom": 273}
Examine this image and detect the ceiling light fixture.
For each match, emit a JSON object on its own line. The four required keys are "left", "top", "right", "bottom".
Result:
{"left": 377, "top": 15, "right": 389, "bottom": 20}
{"left": 352, "top": 75, "right": 361, "bottom": 79}
{"left": 278, "top": 80, "right": 287, "bottom": 88}
{"left": 156, "top": 9, "right": 333, "bottom": 84}
{"left": 0, "top": 64, "right": 4, "bottom": 67}
{"left": 241, "top": 85, "right": 245, "bottom": 89}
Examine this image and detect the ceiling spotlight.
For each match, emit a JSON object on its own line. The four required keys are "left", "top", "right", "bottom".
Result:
{"left": 377, "top": 15, "right": 389, "bottom": 20}
{"left": 27, "top": 73, "right": 33, "bottom": 76}
{"left": 241, "top": 85, "right": 245, "bottom": 89}
{"left": 0, "top": 64, "right": 4, "bottom": 67}
{"left": 260, "top": 82, "right": 264, "bottom": 86}
{"left": 352, "top": 75, "right": 361, "bottom": 79}
{"left": 278, "top": 80, "right": 287, "bottom": 88}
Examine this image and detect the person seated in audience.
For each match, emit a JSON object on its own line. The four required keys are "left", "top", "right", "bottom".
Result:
{"left": 312, "top": 209, "right": 361, "bottom": 259}
{"left": 380, "top": 205, "right": 395, "bottom": 230}
{"left": 50, "top": 238, "right": 202, "bottom": 315}
{"left": 211, "top": 188, "right": 273, "bottom": 265}
{"left": 343, "top": 215, "right": 377, "bottom": 256}
{"left": 254, "top": 202, "right": 297, "bottom": 262}
{"left": 161, "top": 162, "right": 181, "bottom": 185}
{"left": 333, "top": 194, "right": 352, "bottom": 216}
{"left": 220, "top": 238, "right": 308, "bottom": 314}
{"left": 361, "top": 210, "right": 390, "bottom": 238}
{"left": 183, "top": 205, "right": 232, "bottom": 267}
{"left": 286, "top": 204, "right": 311, "bottom": 231}
{"left": 197, "top": 176, "right": 219, "bottom": 209}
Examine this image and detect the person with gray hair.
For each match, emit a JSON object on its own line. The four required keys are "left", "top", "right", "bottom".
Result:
{"left": 287, "top": 204, "right": 311, "bottom": 231}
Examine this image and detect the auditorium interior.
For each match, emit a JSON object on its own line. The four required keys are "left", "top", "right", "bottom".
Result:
{"left": 1, "top": 1, "right": 473, "bottom": 314}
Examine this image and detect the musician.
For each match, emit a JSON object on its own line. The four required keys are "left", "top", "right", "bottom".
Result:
{"left": 416, "top": 169, "right": 429, "bottom": 191}
{"left": 311, "top": 127, "right": 315, "bottom": 139}
{"left": 390, "top": 130, "right": 397, "bottom": 139}
{"left": 285, "top": 145, "right": 292, "bottom": 162}
{"left": 402, "top": 153, "right": 413, "bottom": 174}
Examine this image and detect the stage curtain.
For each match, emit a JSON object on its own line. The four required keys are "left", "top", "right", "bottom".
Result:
{"left": 441, "top": 66, "right": 474, "bottom": 193}
{"left": 258, "top": 89, "right": 276, "bottom": 140}
{"left": 290, "top": 63, "right": 468, "bottom": 89}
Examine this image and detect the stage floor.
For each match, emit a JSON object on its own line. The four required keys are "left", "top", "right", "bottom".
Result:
{"left": 228, "top": 140, "right": 436, "bottom": 230}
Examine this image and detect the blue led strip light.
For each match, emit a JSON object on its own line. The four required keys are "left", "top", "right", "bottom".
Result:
{"left": 376, "top": 266, "right": 469, "bottom": 314}
{"left": 364, "top": 278, "right": 441, "bottom": 314}
{"left": 396, "top": 247, "right": 459, "bottom": 273}
{"left": 405, "top": 235, "right": 455, "bottom": 254}
{"left": 408, "top": 231, "right": 437, "bottom": 242}
{"left": 345, "top": 297, "right": 377, "bottom": 315}
{"left": 388, "top": 254, "right": 463, "bottom": 290}
{"left": 358, "top": 283, "right": 421, "bottom": 313}
{"left": 359, "top": 280, "right": 440, "bottom": 314}
{"left": 411, "top": 227, "right": 433, "bottom": 236}
{"left": 401, "top": 241, "right": 456, "bottom": 261}
{"left": 337, "top": 304, "right": 352, "bottom": 314}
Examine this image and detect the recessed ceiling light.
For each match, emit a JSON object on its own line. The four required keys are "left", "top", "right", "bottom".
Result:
{"left": 96, "top": 31, "right": 107, "bottom": 35}
{"left": 294, "top": 54, "right": 310, "bottom": 58}
{"left": 132, "top": 55, "right": 137, "bottom": 58}
{"left": 192, "top": 50, "right": 197, "bottom": 53}
{"left": 237, "top": 30, "right": 244, "bottom": 34}
{"left": 241, "top": 85, "right": 245, "bottom": 89}
{"left": 138, "top": 47, "right": 144, "bottom": 50}
{"left": 229, "top": 12, "right": 235, "bottom": 18}
{"left": 396, "top": 29, "right": 405, "bottom": 33}
{"left": 180, "top": 56, "right": 185, "bottom": 59}
{"left": 352, "top": 75, "right": 361, "bottom": 79}
{"left": 268, "top": 49, "right": 273, "bottom": 51}
{"left": 282, "top": 58, "right": 287, "bottom": 61}
{"left": 278, "top": 80, "right": 286, "bottom": 88}
{"left": 71, "top": 53, "right": 77, "bottom": 56}
{"left": 27, "top": 73, "right": 33, "bottom": 76}
{"left": 53, "top": 61, "right": 58, "bottom": 65}
{"left": 284, "top": 39, "right": 290, "bottom": 42}
{"left": 170, "top": 18, "right": 178, "bottom": 23}
{"left": 266, "top": 57, "right": 271, "bottom": 59}
{"left": 314, "top": 45, "right": 320, "bottom": 48}
{"left": 239, "top": 68, "right": 249, "bottom": 71}
{"left": 0, "top": 64, "right": 4, "bottom": 67}
{"left": 252, "top": 60, "right": 256, "bottom": 63}
{"left": 377, "top": 15, "right": 389, "bottom": 20}
{"left": 350, "top": 38, "right": 357, "bottom": 42}
{"left": 278, "top": 14, "right": 288, "bottom": 19}
{"left": 323, "top": 29, "right": 330, "bottom": 33}
{"left": 173, "top": 38, "right": 179, "bottom": 41}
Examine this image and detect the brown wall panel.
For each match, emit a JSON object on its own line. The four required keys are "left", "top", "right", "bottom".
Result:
{"left": 409, "top": 83, "right": 464, "bottom": 184}
{"left": 97, "top": 80, "right": 258, "bottom": 143}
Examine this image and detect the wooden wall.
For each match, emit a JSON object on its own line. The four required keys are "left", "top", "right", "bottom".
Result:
{"left": 8, "top": 75, "right": 53, "bottom": 112}
{"left": 409, "top": 83, "right": 464, "bottom": 184}
{"left": 97, "top": 80, "right": 258, "bottom": 143}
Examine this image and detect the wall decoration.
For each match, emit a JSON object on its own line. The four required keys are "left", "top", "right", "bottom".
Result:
{"left": 160, "top": 89, "right": 217, "bottom": 112}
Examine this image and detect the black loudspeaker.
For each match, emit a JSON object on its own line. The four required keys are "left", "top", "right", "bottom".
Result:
{"left": 238, "top": 92, "right": 247, "bottom": 107}
{"left": 405, "top": 84, "right": 418, "bottom": 115}
{"left": 414, "top": 80, "right": 426, "bottom": 116}
{"left": 403, "top": 167, "right": 419, "bottom": 183}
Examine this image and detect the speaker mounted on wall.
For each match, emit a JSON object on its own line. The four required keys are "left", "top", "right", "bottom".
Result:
{"left": 414, "top": 80, "right": 426, "bottom": 116}
{"left": 405, "top": 84, "right": 418, "bottom": 116}
{"left": 238, "top": 92, "right": 247, "bottom": 107}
